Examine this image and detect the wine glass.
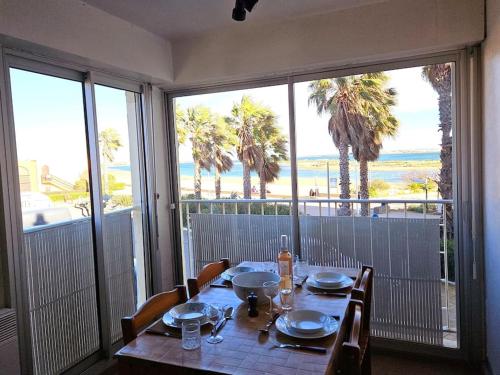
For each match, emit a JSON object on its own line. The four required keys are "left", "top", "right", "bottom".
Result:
{"left": 206, "top": 304, "right": 223, "bottom": 344}
{"left": 263, "top": 280, "right": 279, "bottom": 316}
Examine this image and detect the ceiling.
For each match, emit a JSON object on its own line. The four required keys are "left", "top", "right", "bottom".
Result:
{"left": 83, "top": 0, "right": 386, "bottom": 40}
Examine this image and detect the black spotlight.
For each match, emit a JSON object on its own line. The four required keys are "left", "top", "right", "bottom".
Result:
{"left": 232, "top": 0, "right": 259, "bottom": 22}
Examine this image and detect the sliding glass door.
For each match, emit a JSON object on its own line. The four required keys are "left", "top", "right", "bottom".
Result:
{"left": 6, "top": 62, "right": 151, "bottom": 374}
{"left": 9, "top": 68, "right": 100, "bottom": 374}
{"left": 94, "top": 85, "right": 148, "bottom": 343}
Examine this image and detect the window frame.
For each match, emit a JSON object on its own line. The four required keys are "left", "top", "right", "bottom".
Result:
{"left": 165, "top": 49, "right": 484, "bottom": 362}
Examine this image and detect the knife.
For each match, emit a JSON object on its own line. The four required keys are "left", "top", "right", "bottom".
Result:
{"left": 215, "top": 306, "right": 234, "bottom": 333}
{"left": 210, "top": 283, "right": 229, "bottom": 288}
{"left": 294, "top": 275, "right": 308, "bottom": 287}
{"left": 145, "top": 329, "right": 181, "bottom": 339}
{"left": 308, "top": 292, "right": 348, "bottom": 297}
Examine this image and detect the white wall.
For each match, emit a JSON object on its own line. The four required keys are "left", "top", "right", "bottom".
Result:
{"left": 0, "top": 0, "right": 173, "bottom": 83}
{"left": 483, "top": 0, "right": 500, "bottom": 372}
{"left": 171, "top": 0, "right": 484, "bottom": 88}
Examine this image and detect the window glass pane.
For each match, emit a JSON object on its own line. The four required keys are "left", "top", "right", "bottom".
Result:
{"left": 94, "top": 85, "right": 147, "bottom": 343}
{"left": 174, "top": 85, "right": 293, "bottom": 277}
{"left": 294, "top": 64, "right": 456, "bottom": 348}
{"left": 10, "top": 68, "right": 100, "bottom": 374}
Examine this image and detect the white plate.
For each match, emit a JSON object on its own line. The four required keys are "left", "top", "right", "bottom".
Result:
{"left": 276, "top": 314, "right": 338, "bottom": 339}
{"left": 312, "top": 272, "right": 350, "bottom": 287}
{"left": 285, "top": 310, "right": 330, "bottom": 334}
{"left": 221, "top": 266, "right": 255, "bottom": 281}
{"left": 166, "top": 303, "right": 218, "bottom": 326}
{"left": 306, "top": 276, "right": 353, "bottom": 290}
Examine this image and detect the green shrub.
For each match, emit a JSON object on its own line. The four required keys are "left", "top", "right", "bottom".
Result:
{"left": 407, "top": 203, "right": 438, "bottom": 213}
{"left": 369, "top": 179, "right": 390, "bottom": 197}
{"left": 180, "top": 195, "right": 291, "bottom": 227}
{"left": 46, "top": 191, "right": 90, "bottom": 202}
{"left": 110, "top": 194, "right": 133, "bottom": 207}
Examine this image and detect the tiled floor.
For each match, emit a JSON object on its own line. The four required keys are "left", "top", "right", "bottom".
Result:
{"left": 373, "top": 352, "right": 481, "bottom": 375}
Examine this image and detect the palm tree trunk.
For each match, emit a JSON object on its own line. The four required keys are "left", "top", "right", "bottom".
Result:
{"left": 215, "top": 168, "right": 221, "bottom": 199}
{"left": 259, "top": 167, "right": 267, "bottom": 199}
{"left": 243, "top": 160, "right": 252, "bottom": 199}
{"left": 338, "top": 140, "right": 351, "bottom": 216}
{"left": 359, "top": 158, "right": 369, "bottom": 216}
{"left": 194, "top": 161, "right": 202, "bottom": 199}
{"left": 438, "top": 85, "right": 453, "bottom": 235}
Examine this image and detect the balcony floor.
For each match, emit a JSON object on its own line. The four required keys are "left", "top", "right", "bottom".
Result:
{"left": 442, "top": 282, "right": 457, "bottom": 348}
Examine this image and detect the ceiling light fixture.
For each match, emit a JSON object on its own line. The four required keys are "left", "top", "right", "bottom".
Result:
{"left": 232, "top": 0, "right": 259, "bottom": 21}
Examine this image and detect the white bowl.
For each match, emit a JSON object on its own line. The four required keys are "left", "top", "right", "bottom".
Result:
{"left": 285, "top": 310, "right": 329, "bottom": 334}
{"left": 168, "top": 302, "right": 216, "bottom": 324}
{"left": 231, "top": 271, "right": 281, "bottom": 305}
{"left": 313, "top": 272, "right": 349, "bottom": 287}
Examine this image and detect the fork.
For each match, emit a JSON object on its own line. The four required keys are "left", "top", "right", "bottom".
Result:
{"left": 269, "top": 337, "right": 327, "bottom": 353}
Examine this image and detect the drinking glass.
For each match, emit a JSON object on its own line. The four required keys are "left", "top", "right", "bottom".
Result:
{"left": 294, "top": 257, "right": 309, "bottom": 279}
{"left": 182, "top": 321, "right": 201, "bottom": 350}
{"left": 263, "top": 280, "right": 279, "bottom": 316}
{"left": 279, "top": 286, "right": 294, "bottom": 312}
{"left": 206, "top": 304, "right": 223, "bottom": 344}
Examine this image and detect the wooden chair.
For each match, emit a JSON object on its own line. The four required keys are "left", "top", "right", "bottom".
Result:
{"left": 352, "top": 265, "right": 373, "bottom": 332}
{"left": 121, "top": 285, "right": 187, "bottom": 345}
{"left": 335, "top": 299, "right": 370, "bottom": 375}
{"left": 187, "top": 258, "right": 230, "bottom": 299}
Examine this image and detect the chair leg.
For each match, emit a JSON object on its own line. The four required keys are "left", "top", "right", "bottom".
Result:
{"left": 362, "top": 339, "right": 371, "bottom": 375}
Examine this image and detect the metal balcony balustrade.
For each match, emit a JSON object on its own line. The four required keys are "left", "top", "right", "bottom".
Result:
{"left": 180, "top": 197, "right": 455, "bottom": 347}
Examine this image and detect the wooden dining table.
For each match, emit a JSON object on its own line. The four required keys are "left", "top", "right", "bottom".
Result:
{"left": 115, "top": 262, "right": 360, "bottom": 375}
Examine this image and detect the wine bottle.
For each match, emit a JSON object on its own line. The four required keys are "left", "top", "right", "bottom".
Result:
{"left": 277, "top": 235, "right": 293, "bottom": 289}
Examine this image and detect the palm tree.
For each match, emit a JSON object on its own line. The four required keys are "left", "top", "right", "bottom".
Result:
{"left": 422, "top": 64, "right": 453, "bottom": 232}
{"left": 254, "top": 120, "right": 288, "bottom": 199}
{"left": 350, "top": 73, "right": 399, "bottom": 216}
{"left": 210, "top": 116, "right": 236, "bottom": 198}
{"left": 98, "top": 128, "right": 123, "bottom": 195}
{"left": 176, "top": 106, "right": 214, "bottom": 199}
{"left": 229, "top": 96, "right": 274, "bottom": 199}
{"left": 309, "top": 78, "right": 364, "bottom": 215}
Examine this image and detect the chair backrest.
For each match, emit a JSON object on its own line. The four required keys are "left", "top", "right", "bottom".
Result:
{"left": 121, "top": 285, "right": 187, "bottom": 344}
{"left": 351, "top": 265, "right": 373, "bottom": 332}
{"left": 187, "top": 258, "right": 230, "bottom": 298}
{"left": 336, "top": 299, "right": 368, "bottom": 375}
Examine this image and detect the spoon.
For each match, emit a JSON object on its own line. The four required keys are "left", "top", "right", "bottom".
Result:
{"left": 215, "top": 306, "right": 234, "bottom": 334}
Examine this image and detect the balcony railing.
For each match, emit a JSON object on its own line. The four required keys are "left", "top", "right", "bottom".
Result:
{"left": 23, "top": 209, "right": 136, "bottom": 375}
{"left": 180, "top": 198, "right": 455, "bottom": 347}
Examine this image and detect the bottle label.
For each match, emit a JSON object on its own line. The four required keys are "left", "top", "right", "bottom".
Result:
{"left": 279, "top": 260, "right": 289, "bottom": 276}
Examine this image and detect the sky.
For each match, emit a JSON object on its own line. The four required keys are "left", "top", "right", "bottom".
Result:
{"left": 10, "top": 68, "right": 135, "bottom": 183}
{"left": 9, "top": 65, "right": 445, "bottom": 184}
{"left": 175, "top": 66, "right": 443, "bottom": 162}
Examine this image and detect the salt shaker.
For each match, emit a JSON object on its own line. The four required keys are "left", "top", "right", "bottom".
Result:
{"left": 248, "top": 292, "right": 259, "bottom": 317}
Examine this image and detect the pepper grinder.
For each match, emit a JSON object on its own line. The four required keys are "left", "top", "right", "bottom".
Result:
{"left": 247, "top": 292, "right": 259, "bottom": 317}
